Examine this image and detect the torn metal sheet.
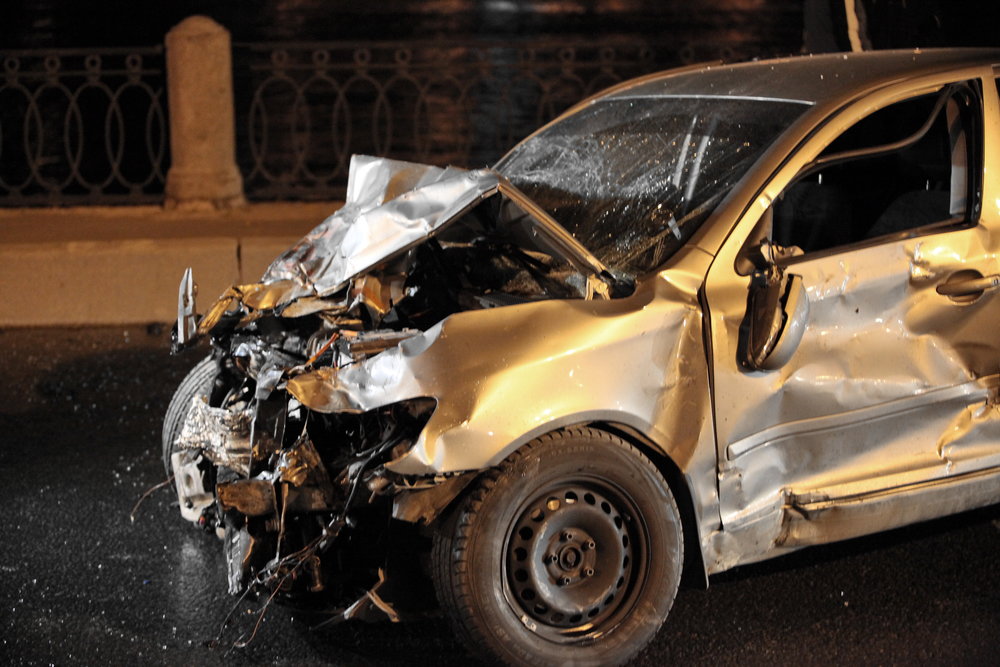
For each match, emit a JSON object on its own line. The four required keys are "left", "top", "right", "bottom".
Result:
{"left": 937, "top": 391, "right": 1000, "bottom": 462}
{"left": 218, "top": 479, "right": 277, "bottom": 517}
{"left": 338, "top": 569, "right": 400, "bottom": 623}
{"left": 263, "top": 159, "right": 501, "bottom": 298}
{"left": 224, "top": 526, "right": 254, "bottom": 595}
{"left": 176, "top": 267, "right": 197, "bottom": 346}
{"left": 180, "top": 157, "right": 621, "bottom": 349}
{"left": 174, "top": 397, "right": 252, "bottom": 476}
{"left": 389, "top": 473, "right": 476, "bottom": 525}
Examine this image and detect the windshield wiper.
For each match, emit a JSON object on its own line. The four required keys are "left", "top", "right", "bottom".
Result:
{"left": 495, "top": 175, "right": 624, "bottom": 298}
{"left": 618, "top": 188, "right": 729, "bottom": 268}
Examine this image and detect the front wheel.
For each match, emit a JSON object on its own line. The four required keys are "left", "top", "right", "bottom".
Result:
{"left": 432, "top": 427, "right": 683, "bottom": 666}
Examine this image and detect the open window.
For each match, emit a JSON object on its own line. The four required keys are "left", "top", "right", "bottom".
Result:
{"left": 766, "top": 82, "right": 981, "bottom": 258}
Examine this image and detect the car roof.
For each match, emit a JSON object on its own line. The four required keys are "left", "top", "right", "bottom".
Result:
{"left": 603, "top": 48, "right": 1000, "bottom": 106}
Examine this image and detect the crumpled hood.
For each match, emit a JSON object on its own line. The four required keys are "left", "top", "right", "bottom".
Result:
{"left": 187, "top": 153, "right": 616, "bottom": 343}
{"left": 261, "top": 155, "right": 500, "bottom": 305}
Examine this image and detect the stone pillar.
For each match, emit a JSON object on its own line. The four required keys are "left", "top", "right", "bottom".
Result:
{"left": 164, "top": 16, "right": 245, "bottom": 209}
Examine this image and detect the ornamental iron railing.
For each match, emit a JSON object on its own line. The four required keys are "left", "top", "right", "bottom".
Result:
{"left": 0, "top": 48, "right": 167, "bottom": 206}
{"left": 234, "top": 40, "right": 661, "bottom": 200}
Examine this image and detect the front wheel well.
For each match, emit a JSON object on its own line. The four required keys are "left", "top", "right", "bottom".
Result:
{"left": 588, "top": 422, "right": 709, "bottom": 589}
{"left": 426, "top": 421, "right": 709, "bottom": 589}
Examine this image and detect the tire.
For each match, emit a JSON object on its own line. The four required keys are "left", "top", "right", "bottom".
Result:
{"left": 432, "top": 427, "right": 683, "bottom": 666}
{"left": 161, "top": 355, "right": 220, "bottom": 476}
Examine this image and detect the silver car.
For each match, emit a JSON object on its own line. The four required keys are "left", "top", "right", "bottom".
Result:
{"left": 166, "top": 48, "right": 1000, "bottom": 665}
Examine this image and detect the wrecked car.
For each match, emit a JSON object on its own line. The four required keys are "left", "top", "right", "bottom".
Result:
{"left": 164, "top": 48, "right": 1000, "bottom": 665}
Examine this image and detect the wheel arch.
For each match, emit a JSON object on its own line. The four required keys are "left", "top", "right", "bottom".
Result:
{"left": 590, "top": 421, "right": 710, "bottom": 589}
{"left": 423, "top": 420, "right": 710, "bottom": 589}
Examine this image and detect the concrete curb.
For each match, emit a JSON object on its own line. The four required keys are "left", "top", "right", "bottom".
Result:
{"left": 0, "top": 203, "right": 338, "bottom": 327}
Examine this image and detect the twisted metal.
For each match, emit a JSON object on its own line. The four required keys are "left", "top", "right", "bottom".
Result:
{"left": 0, "top": 47, "right": 167, "bottom": 206}
{"left": 234, "top": 40, "right": 658, "bottom": 200}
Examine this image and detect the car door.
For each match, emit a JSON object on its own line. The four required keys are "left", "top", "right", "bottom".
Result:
{"left": 702, "top": 74, "right": 1000, "bottom": 564}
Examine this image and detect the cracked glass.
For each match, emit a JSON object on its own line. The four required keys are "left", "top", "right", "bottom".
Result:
{"left": 497, "top": 95, "right": 809, "bottom": 276}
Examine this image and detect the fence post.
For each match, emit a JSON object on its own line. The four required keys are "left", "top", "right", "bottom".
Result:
{"left": 164, "top": 16, "right": 245, "bottom": 209}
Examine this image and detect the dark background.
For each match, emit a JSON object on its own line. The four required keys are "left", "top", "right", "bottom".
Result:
{"left": 4, "top": 1, "right": 805, "bottom": 48}
{"left": 3, "top": 1, "right": 1000, "bottom": 52}
{"left": 5, "top": 0, "right": 1000, "bottom": 205}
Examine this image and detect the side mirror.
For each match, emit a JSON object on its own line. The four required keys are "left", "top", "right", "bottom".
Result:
{"left": 737, "top": 264, "right": 809, "bottom": 371}
{"left": 736, "top": 239, "right": 775, "bottom": 275}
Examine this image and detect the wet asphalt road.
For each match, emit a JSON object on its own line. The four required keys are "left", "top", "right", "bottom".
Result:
{"left": 1, "top": 325, "right": 999, "bottom": 666}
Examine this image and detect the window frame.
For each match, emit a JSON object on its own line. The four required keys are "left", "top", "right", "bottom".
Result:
{"left": 767, "top": 79, "right": 984, "bottom": 267}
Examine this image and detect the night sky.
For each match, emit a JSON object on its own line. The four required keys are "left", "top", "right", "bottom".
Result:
{"left": 3, "top": 1, "right": 997, "bottom": 53}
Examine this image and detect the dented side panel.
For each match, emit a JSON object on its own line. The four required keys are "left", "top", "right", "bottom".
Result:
{"left": 286, "top": 247, "right": 718, "bottom": 509}
{"left": 702, "top": 68, "right": 1000, "bottom": 573}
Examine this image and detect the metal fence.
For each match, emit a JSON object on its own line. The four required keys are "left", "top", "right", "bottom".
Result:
{"left": 0, "top": 47, "right": 167, "bottom": 206}
{"left": 0, "top": 40, "right": 664, "bottom": 206}
{"left": 234, "top": 40, "right": 660, "bottom": 200}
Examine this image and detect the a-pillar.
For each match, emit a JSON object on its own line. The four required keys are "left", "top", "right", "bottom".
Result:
{"left": 164, "top": 16, "right": 245, "bottom": 209}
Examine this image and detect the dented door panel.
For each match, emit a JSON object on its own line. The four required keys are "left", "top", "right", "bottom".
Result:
{"left": 704, "top": 71, "right": 1000, "bottom": 572}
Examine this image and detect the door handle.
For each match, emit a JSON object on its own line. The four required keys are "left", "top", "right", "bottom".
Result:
{"left": 936, "top": 272, "right": 1000, "bottom": 297}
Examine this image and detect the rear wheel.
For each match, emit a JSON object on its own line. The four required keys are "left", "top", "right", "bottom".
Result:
{"left": 432, "top": 427, "right": 683, "bottom": 666}
{"left": 161, "top": 355, "right": 220, "bottom": 476}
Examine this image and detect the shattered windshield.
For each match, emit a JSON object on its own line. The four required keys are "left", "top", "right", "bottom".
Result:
{"left": 496, "top": 95, "right": 810, "bottom": 275}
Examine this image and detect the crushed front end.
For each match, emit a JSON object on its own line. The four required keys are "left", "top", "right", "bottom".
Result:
{"left": 178, "top": 379, "right": 446, "bottom": 620}
{"left": 164, "top": 155, "right": 625, "bottom": 621}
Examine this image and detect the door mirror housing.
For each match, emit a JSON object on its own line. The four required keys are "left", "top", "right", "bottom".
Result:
{"left": 737, "top": 265, "right": 809, "bottom": 371}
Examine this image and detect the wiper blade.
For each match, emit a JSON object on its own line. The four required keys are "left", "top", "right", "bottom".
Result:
{"left": 496, "top": 176, "right": 619, "bottom": 297}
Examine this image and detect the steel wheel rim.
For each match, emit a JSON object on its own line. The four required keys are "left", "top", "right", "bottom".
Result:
{"left": 502, "top": 477, "right": 648, "bottom": 642}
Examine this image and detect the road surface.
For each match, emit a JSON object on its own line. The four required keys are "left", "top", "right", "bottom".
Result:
{"left": 1, "top": 325, "right": 998, "bottom": 665}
